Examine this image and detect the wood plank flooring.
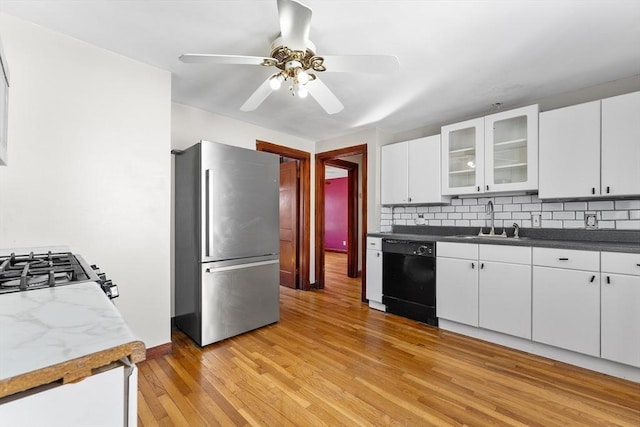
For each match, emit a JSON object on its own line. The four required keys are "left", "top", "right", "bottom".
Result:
{"left": 139, "top": 252, "right": 640, "bottom": 426}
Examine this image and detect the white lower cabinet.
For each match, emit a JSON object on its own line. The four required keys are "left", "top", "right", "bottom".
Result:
{"left": 366, "top": 237, "right": 384, "bottom": 311}
{"left": 437, "top": 243, "right": 479, "bottom": 327}
{"left": 478, "top": 245, "right": 532, "bottom": 339}
{"left": 532, "top": 248, "right": 601, "bottom": 357}
{"left": 601, "top": 252, "right": 640, "bottom": 368}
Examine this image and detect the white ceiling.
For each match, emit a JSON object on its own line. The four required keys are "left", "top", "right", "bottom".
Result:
{"left": 1, "top": 0, "right": 639, "bottom": 141}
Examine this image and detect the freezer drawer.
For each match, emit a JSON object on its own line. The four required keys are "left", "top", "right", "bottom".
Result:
{"left": 201, "top": 259, "right": 279, "bottom": 345}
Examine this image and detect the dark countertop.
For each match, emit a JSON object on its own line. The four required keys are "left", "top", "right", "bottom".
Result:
{"left": 368, "top": 226, "right": 640, "bottom": 254}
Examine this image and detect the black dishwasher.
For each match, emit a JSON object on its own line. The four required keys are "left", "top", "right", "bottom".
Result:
{"left": 382, "top": 239, "right": 437, "bottom": 326}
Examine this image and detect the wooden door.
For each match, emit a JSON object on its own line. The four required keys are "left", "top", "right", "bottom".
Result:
{"left": 279, "top": 160, "right": 299, "bottom": 288}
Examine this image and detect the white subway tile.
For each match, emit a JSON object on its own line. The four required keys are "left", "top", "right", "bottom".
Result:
{"left": 478, "top": 197, "right": 494, "bottom": 204}
{"left": 449, "top": 213, "right": 462, "bottom": 220}
{"left": 455, "top": 220, "right": 470, "bottom": 226}
{"left": 630, "top": 210, "right": 640, "bottom": 220}
{"left": 451, "top": 198, "right": 463, "bottom": 206}
{"left": 493, "top": 220, "right": 504, "bottom": 228}
{"left": 616, "top": 220, "right": 640, "bottom": 230}
{"left": 495, "top": 196, "right": 513, "bottom": 204}
{"left": 455, "top": 205, "right": 471, "bottom": 213}
{"left": 463, "top": 198, "right": 478, "bottom": 205}
{"left": 470, "top": 205, "right": 486, "bottom": 213}
{"left": 495, "top": 212, "right": 512, "bottom": 220}
{"left": 380, "top": 219, "right": 392, "bottom": 226}
{"left": 381, "top": 225, "right": 392, "bottom": 232}
{"left": 513, "top": 195, "right": 532, "bottom": 203}
{"left": 442, "top": 220, "right": 456, "bottom": 226}
{"left": 442, "top": 206, "right": 455, "bottom": 213}
{"left": 381, "top": 207, "right": 392, "bottom": 214}
{"left": 575, "top": 212, "right": 585, "bottom": 220}
{"left": 520, "top": 220, "right": 532, "bottom": 228}
{"left": 417, "top": 206, "right": 430, "bottom": 213}
{"left": 463, "top": 213, "right": 478, "bottom": 220}
{"left": 512, "top": 212, "right": 531, "bottom": 220}
{"left": 429, "top": 219, "right": 442, "bottom": 226}
{"left": 564, "top": 202, "right": 588, "bottom": 211}
{"left": 521, "top": 203, "right": 542, "bottom": 211}
{"left": 542, "top": 212, "right": 553, "bottom": 220}
{"left": 615, "top": 200, "right": 640, "bottom": 210}
{"left": 395, "top": 219, "right": 407, "bottom": 225}
{"left": 602, "top": 210, "right": 629, "bottom": 220}
{"left": 394, "top": 207, "right": 405, "bottom": 213}
{"left": 429, "top": 206, "right": 442, "bottom": 213}
{"left": 493, "top": 204, "right": 503, "bottom": 212}
{"left": 425, "top": 213, "right": 435, "bottom": 219}
{"left": 543, "top": 220, "right": 563, "bottom": 228}
{"left": 553, "top": 211, "right": 575, "bottom": 220}
{"left": 405, "top": 207, "right": 417, "bottom": 213}
{"left": 588, "top": 201, "right": 615, "bottom": 210}
{"left": 401, "top": 213, "right": 412, "bottom": 219}
{"left": 599, "top": 221, "right": 616, "bottom": 229}
{"left": 563, "top": 221, "right": 585, "bottom": 229}
{"left": 503, "top": 204, "right": 522, "bottom": 212}
{"left": 530, "top": 195, "right": 542, "bottom": 203}
{"left": 470, "top": 220, "right": 485, "bottom": 227}
{"left": 542, "top": 202, "right": 564, "bottom": 211}
{"left": 435, "top": 213, "right": 447, "bottom": 219}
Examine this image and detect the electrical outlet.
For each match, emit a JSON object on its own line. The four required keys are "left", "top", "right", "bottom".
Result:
{"left": 415, "top": 213, "right": 426, "bottom": 225}
{"left": 532, "top": 213, "right": 541, "bottom": 227}
{"left": 585, "top": 213, "right": 598, "bottom": 229}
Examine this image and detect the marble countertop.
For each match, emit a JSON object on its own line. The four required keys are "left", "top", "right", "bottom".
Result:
{"left": 0, "top": 282, "right": 145, "bottom": 398}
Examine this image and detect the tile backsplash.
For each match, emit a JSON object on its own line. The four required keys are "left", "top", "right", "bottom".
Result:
{"left": 380, "top": 196, "right": 640, "bottom": 232}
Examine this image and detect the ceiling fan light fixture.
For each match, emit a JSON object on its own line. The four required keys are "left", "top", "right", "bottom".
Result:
{"left": 269, "top": 73, "right": 285, "bottom": 90}
{"left": 295, "top": 68, "right": 310, "bottom": 84}
{"left": 293, "top": 82, "right": 308, "bottom": 98}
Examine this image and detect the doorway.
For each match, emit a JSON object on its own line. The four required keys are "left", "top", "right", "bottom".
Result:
{"left": 315, "top": 144, "right": 368, "bottom": 302}
{"left": 256, "top": 141, "right": 311, "bottom": 290}
{"left": 324, "top": 159, "right": 359, "bottom": 278}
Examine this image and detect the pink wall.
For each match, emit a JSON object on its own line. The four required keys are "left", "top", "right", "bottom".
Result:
{"left": 324, "top": 177, "right": 348, "bottom": 251}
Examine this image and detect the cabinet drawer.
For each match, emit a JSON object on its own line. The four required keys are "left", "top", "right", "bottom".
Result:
{"left": 601, "top": 252, "right": 640, "bottom": 276}
{"left": 367, "top": 237, "right": 382, "bottom": 251}
{"left": 532, "top": 247, "right": 599, "bottom": 271}
{"left": 437, "top": 242, "right": 478, "bottom": 259}
{"left": 480, "top": 244, "right": 531, "bottom": 265}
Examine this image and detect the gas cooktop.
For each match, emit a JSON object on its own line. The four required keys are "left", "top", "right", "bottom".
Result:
{"left": 0, "top": 251, "right": 119, "bottom": 298}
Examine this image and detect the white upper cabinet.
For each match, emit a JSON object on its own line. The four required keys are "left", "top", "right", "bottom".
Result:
{"left": 441, "top": 118, "right": 484, "bottom": 195}
{"left": 442, "top": 105, "right": 538, "bottom": 195}
{"left": 381, "top": 141, "right": 408, "bottom": 204}
{"left": 381, "top": 135, "right": 448, "bottom": 204}
{"left": 539, "top": 91, "right": 640, "bottom": 199}
{"left": 484, "top": 105, "right": 539, "bottom": 193}
{"left": 601, "top": 91, "right": 640, "bottom": 197}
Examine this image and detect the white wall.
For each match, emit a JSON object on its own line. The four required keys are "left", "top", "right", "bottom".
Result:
{"left": 170, "top": 103, "right": 315, "bottom": 315}
{"left": 0, "top": 15, "right": 172, "bottom": 349}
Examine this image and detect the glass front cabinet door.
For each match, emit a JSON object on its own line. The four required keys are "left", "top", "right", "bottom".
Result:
{"left": 442, "top": 105, "right": 538, "bottom": 196}
{"left": 441, "top": 118, "right": 484, "bottom": 195}
{"left": 485, "top": 104, "right": 539, "bottom": 193}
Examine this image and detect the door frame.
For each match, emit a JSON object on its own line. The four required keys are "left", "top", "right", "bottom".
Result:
{"left": 315, "top": 144, "right": 368, "bottom": 301}
{"left": 257, "top": 141, "right": 312, "bottom": 290}
{"left": 324, "top": 158, "right": 359, "bottom": 278}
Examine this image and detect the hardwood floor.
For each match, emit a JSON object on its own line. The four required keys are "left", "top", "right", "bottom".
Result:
{"left": 139, "top": 252, "right": 640, "bottom": 426}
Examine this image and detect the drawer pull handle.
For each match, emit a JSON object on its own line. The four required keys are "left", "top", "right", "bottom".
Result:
{"left": 591, "top": 187, "right": 595, "bottom": 195}
{"left": 471, "top": 262, "right": 475, "bottom": 269}
{"left": 558, "top": 257, "right": 569, "bottom": 261}
{"left": 607, "top": 276, "right": 611, "bottom": 284}
{"left": 590, "top": 275, "right": 595, "bottom": 283}
{"left": 481, "top": 263, "right": 485, "bottom": 269}
{"left": 636, "top": 264, "right": 640, "bottom": 267}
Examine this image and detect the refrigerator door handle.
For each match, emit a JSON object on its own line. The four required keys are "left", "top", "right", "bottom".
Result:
{"left": 205, "top": 259, "right": 279, "bottom": 273}
{"left": 205, "top": 169, "right": 214, "bottom": 258}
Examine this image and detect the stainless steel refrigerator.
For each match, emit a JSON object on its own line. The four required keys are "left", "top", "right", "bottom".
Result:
{"left": 174, "top": 140, "right": 280, "bottom": 346}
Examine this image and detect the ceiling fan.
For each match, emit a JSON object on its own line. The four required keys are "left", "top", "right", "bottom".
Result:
{"left": 179, "top": 0, "right": 399, "bottom": 114}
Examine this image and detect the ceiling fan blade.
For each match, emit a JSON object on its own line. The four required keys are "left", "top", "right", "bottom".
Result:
{"left": 179, "top": 54, "right": 272, "bottom": 65}
{"left": 240, "top": 77, "right": 274, "bottom": 112}
{"left": 306, "top": 78, "right": 344, "bottom": 114}
{"left": 277, "top": 0, "right": 312, "bottom": 51}
{"left": 321, "top": 55, "right": 400, "bottom": 74}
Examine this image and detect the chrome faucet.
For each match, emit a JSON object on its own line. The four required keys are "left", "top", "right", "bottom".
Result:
{"left": 486, "top": 201, "right": 495, "bottom": 235}
{"left": 512, "top": 222, "right": 520, "bottom": 239}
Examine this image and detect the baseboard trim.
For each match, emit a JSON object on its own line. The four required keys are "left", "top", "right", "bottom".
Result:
{"left": 325, "top": 248, "right": 347, "bottom": 253}
{"left": 145, "top": 342, "right": 172, "bottom": 360}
